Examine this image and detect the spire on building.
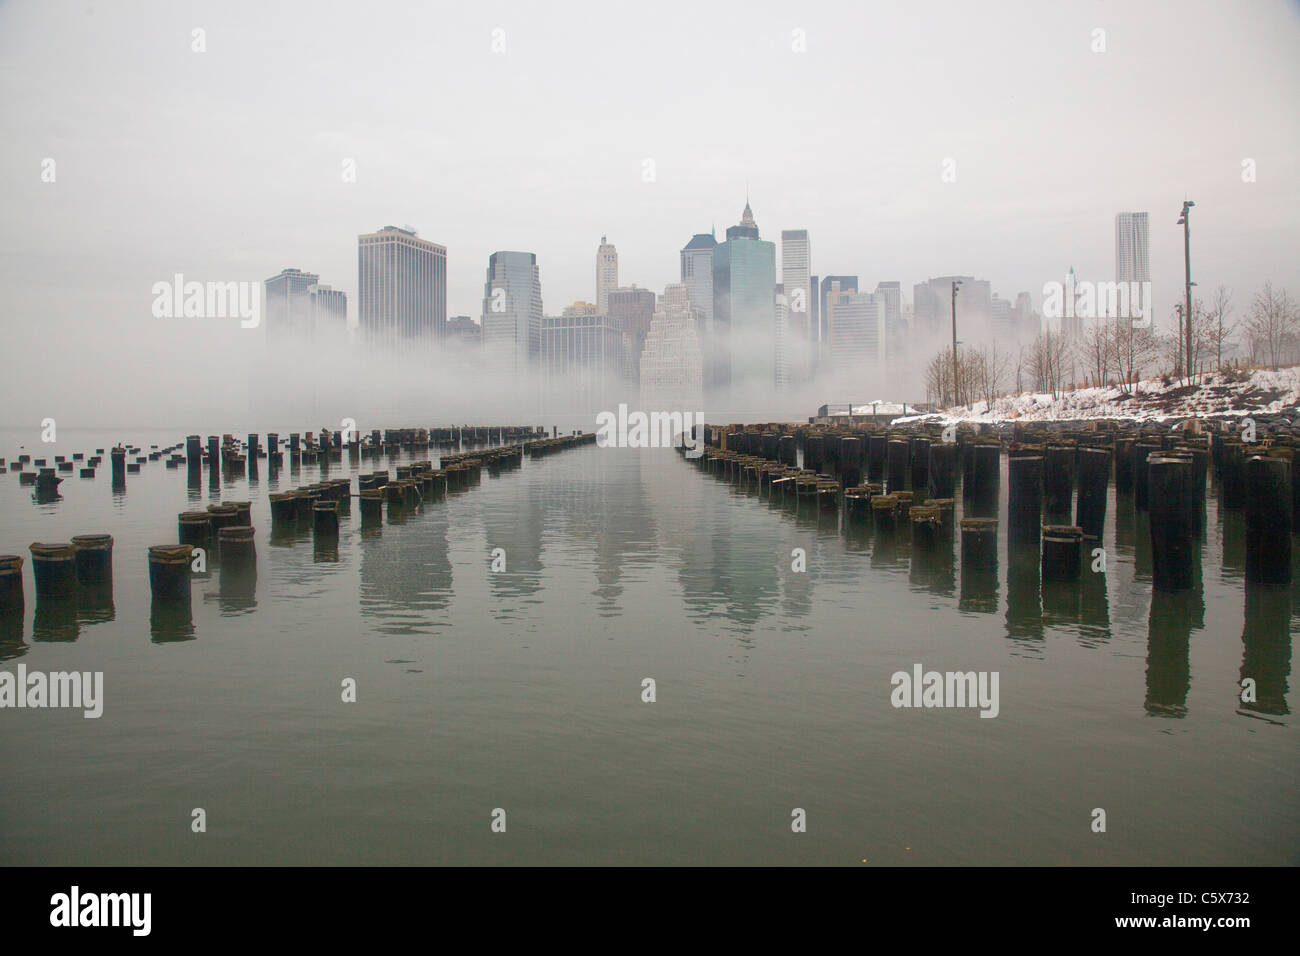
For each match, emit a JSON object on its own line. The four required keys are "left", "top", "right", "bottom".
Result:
{"left": 740, "top": 201, "right": 755, "bottom": 230}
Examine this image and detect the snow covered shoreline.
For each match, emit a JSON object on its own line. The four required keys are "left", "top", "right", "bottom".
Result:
{"left": 890, "top": 366, "right": 1300, "bottom": 426}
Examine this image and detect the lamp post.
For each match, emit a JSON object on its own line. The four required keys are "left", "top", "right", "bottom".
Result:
{"left": 951, "top": 279, "right": 962, "bottom": 407}
{"left": 1177, "top": 201, "right": 1195, "bottom": 382}
{"left": 1175, "top": 303, "right": 1184, "bottom": 378}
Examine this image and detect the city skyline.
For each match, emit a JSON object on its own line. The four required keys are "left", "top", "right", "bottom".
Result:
{"left": 3, "top": 2, "right": 1294, "bottom": 351}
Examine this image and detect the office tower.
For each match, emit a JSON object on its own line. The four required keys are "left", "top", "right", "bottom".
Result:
{"left": 991, "top": 294, "right": 1012, "bottom": 340}
{"left": 607, "top": 285, "right": 656, "bottom": 386}
{"left": 874, "top": 281, "right": 902, "bottom": 360}
{"left": 912, "top": 276, "right": 991, "bottom": 342}
{"left": 680, "top": 232, "right": 717, "bottom": 335}
{"left": 357, "top": 225, "right": 447, "bottom": 346}
{"left": 1115, "top": 211, "right": 1150, "bottom": 324}
{"left": 597, "top": 235, "right": 619, "bottom": 315}
{"left": 810, "top": 273, "right": 820, "bottom": 345}
{"left": 775, "top": 284, "right": 790, "bottom": 391}
{"left": 481, "top": 251, "right": 543, "bottom": 375}
{"left": 446, "top": 315, "right": 482, "bottom": 347}
{"left": 1115, "top": 212, "right": 1150, "bottom": 284}
{"left": 712, "top": 200, "right": 777, "bottom": 391}
{"left": 1012, "top": 291, "right": 1038, "bottom": 342}
{"left": 826, "top": 290, "right": 887, "bottom": 380}
{"left": 1061, "top": 267, "right": 1083, "bottom": 341}
{"left": 265, "top": 268, "right": 319, "bottom": 342}
{"left": 818, "top": 275, "right": 858, "bottom": 343}
{"left": 639, "top": 283, "right": 704, "bottom": 413}
{"left": 265, "top": 269, "right": 348, "bottom": 344}
{"left": 781, "top": 229, "right": 812, "bottom": 386}
{"left": 820, "top": 277, "right": 857, "bottom": 346}
{"left": 307, "top": 284, "right": 347, "bottom": 344}
{"left": 541, "top": 303, "right": 623, "bottom": 409}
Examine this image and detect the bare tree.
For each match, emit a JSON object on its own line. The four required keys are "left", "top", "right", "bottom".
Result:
{"left": 925, "top": 349, "right": 953, "bottom": 406}
{"left": 1027, "top": 329, "right": 1071, "bottom": 398}
{"left": 1188, "top": 299, "right": 1224, "bottom": 383}
{"left": 1207, "top": 284, "right": 1235, "bottom": 370}
{"left": 1111, "top": 319, "right": 1161, "bottom": 394}
{"left": 1078, "top": 320, "right": 1112, "bottom": 386}
{"left": 1244, "top": 282, "right": 1298, "bottom": 371}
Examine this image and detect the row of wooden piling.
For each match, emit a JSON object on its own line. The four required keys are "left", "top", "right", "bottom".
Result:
{"left": 142, "top": 431, "right": 597, "bottom": 602}
{"left": 687, "top": 417, "right": 1294, "bottom": 593}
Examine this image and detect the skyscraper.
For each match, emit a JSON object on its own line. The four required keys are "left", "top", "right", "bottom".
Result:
{"left": 1115, "top": 212, "right": 1150, "bottom": 324}
{"left": 265, "top": 268, "right": 348, "bottom": 344}
{"left": 781, "top": 230, "right": 812, "bottom": 386}
{"left": 826, "top": 290, "right": 886, "bottom": 381}
{"left": 608, "top": 286, "right": 656, "bottom": 386}
{"left": 818, "top": 275, "right": 858, "bottom": 344}
{"left": 775, "top": 284, "right": 790, "bottom": 391}
{"left": 874, "top": 281, "right": 902, "bottom": 360}
{"left": 265, "top": 268, "right": 319, "bottom": 342}
{"left": 680, "top": 232, "right": 716, "bottom": 336}
{"left": 713, "top": 201, "right": 776, "bottom": 392}
{"left": 446, "top": 315, "right": 482, "bottom": 348}
{"left": 596, "top": 235, "right": 618, "bottom": 315}
{"left": 481, "top": 251, "right": 543, "bottom": 375}
{"left": 912, "top": 276, "right": 991, "bottom": 342}
{"left": 357, "top": 225, "right": 447, "bottom": 346}
{"left": 541, "top": 303, "right": 623, "bottom": 409}
{"left": 639, "top": 283, "right": 703, "bottom": 414}
{"left": 1115, "top": 212, "right": 1150, "bottom": 285}
{"left": 307, "top": 284, "right": 347, "bottom": 344}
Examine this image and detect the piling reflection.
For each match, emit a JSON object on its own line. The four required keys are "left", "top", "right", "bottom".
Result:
{"left": 1220, "top": 502, "right": 1246, "bottom": 579}
{"left": 1240, "top": 583, "right": 1291, "bottom": 717}
{"left": 1078, "top": 558, "right": 1111, "bottom": 644}
{"left": 0, "top": 610, "right": 26, "bottom": 660}
{"left": 1145, "top": 590, "right": 1199, "bottom": 717}
{"left": 1005, "top": 545, "right": 1043, "bottom": 643}
{"left": 150, "top": 595, "right": 196, "bottom": 643}
{"left": 909, "top": 523, "right": 954, "bottom": 596}
{"left": 217, "top": 563, "right": 257, "bottom": 614}
{"left": 33, "top": 598, "right": 79, "bottom": 642}
{"left": 1114, "top": 492, "right": 1135, "bottom": 557}
{"left": 74, "top": 582, "right": 116, "bottom": 628}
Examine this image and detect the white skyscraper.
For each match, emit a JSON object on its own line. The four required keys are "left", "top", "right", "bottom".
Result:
{"left": 780, "top": 229, "right": 812, "bottom": 386}
{"left": 1115, "top": 212, "right": 1150, "bottom": 285}
{"left": 596, "top": 235, "right": 618, "bottom": 314}
{"left": 357, "top": 225, "right": 447, "bottom": 347}
{"left": 639, "top": 283, "right": 703, "bottom": 413}
{"left": 775, "top": 284, "right": 790, "bottom": 391}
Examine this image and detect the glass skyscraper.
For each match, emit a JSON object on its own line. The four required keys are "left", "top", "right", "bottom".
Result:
{"left": 712, "top": 202, "right": 776, "bottom": 393}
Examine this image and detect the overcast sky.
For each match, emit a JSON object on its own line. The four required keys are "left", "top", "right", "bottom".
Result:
{"left": 1, "top": 0, "right": 1297, "bottom": 422}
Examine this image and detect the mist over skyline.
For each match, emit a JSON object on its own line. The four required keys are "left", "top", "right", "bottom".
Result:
{"left": 2, "top": 0, "right": 1298, "bottom": 427}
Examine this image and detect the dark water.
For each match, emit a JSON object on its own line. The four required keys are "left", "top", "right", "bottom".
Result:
{"left": 0, "top": 430, "right": 1296, "bottom": 865}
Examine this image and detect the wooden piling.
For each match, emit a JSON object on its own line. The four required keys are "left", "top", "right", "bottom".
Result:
{"left": 1148, "top": 456, "right": 1195, "bottom": 592}
{"left": 1245, "top": 454, "right": 1291, "bottom": 585}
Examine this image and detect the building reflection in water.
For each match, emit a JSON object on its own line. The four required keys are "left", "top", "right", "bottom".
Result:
{"left": 359, "top": 498, "right": 453, "bottom": 634}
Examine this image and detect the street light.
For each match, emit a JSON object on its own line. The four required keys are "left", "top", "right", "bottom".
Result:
{"left": 951, "top": 279, "right": 962, "bottom": 407}
{"left": 1178, "top": 200, "right": 1195, "bottom": 381}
